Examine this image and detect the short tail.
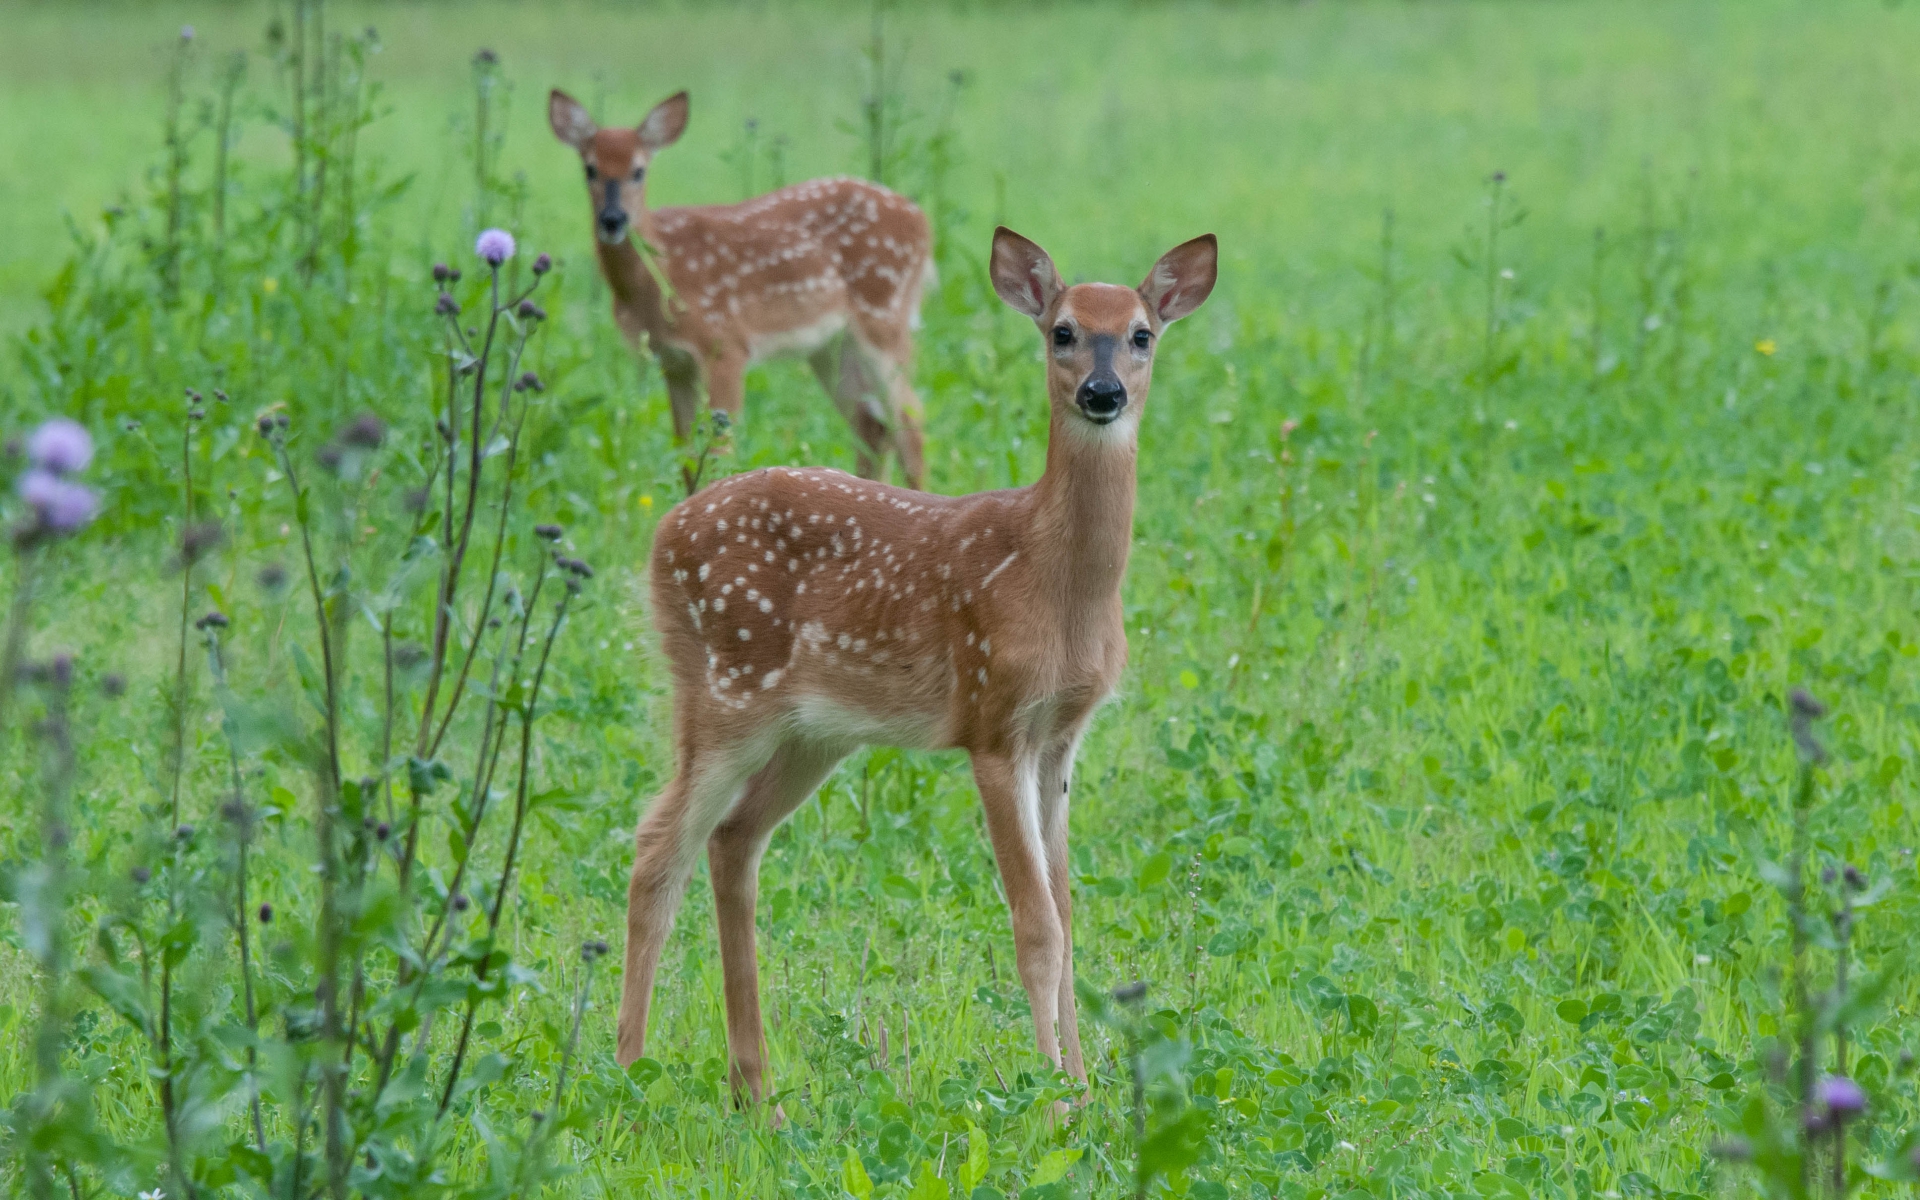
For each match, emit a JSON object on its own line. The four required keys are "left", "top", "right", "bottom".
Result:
{"left": 907, "top": 253, "right": 937, "bottom": 331}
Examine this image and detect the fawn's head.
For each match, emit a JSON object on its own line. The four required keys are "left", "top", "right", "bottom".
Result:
{"left": 990, "top": 227, "right": 1217, "bottom": 435}
{"left": 548, "top": 89, "right": 689, "bottom": 245}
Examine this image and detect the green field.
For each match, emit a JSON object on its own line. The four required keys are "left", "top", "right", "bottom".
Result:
{"left": 4, "top": 1, "right": 1920, "bottom": 1197}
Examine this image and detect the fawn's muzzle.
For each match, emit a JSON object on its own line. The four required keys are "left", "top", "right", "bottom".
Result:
{"left": 1076, "top": 375, "right": 1127, "bottom": 423}
{"left": 597, "top": 181, "right": 628, "bottom": 242}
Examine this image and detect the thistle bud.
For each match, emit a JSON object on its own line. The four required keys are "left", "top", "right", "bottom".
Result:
{"left": 341, "top": 413, "right": 386, "bottom": 449}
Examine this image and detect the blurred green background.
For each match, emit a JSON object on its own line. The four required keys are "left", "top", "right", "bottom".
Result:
{"left": 3, "top": 0, "right": 1913, "bottom": 336}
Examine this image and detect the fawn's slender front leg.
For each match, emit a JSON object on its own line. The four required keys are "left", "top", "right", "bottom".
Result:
{"left": 970, "top": 750, "right": 1065, "bottom": 1068}
{"left": 658, "top": 344, "right": 703, "bottom": 444}
{"left": 707, "top": 739, "right": 849, "bottom": 1107}
{"left": 1037, "top": 737, "right": 1087, "bottom": 1084}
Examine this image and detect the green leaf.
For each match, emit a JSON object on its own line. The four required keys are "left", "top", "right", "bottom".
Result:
{"left": 959, "top": 1123, "right": 989, "bottom": 1191}
{"left": 842, "top": 1145, "right": 874, "bottom": 1199}
{"left": 288, "top": 640, "right": 329, "bottom": 719}
{"left": 908, "top": 1163, "right": 951, "bottom": 1200}
{"left": 409, "top": 756, "right": 452, "bottom": 796}
{"left": 78, "top": 964, "right": 149, "bottom": 1030}
{"left": 227, "top": 1139, "right": 273, "bottom": 1185}
{"left": 1136, "top": 851, "right": 1174, "bottom": 892}
{"left": 1555, "top": 998, "right": 1588, "bottom": 1025}
{"left": 1346, "top": 993, "right": 1380, "bottom": 1037}
{"left": 1028, "top": 1147, "right": 1081, "bottom": 1187}
{"left": 1137, "top": 1107, "right": 1210, "bottom": 1182}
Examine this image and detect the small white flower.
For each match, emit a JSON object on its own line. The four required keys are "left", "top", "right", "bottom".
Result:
{"left": 1337, "top": 1140, "right": 1358, "bottom": 1152}
{"left": 1499, "top": 267, "right": 1515, "bottom": 280}
{"left": 1695, "top": 953, "right": 1711, "bottom": 965}
{"left": 141, "top": 1190, "right": 167, "bottom": 1200}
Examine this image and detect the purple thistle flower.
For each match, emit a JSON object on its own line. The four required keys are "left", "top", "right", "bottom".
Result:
{"left": 1817, "top": 1076, "right": 1867, "bottom": 1116}
{"left": 475, "top": 228, "right": 516, "bottom": 266}
{"left": 341, "top": 413, "right": 387, "bottom": 449}
{"left": 26, "top": 418, "right": 93, "bottom": 475}
{"left": 18, "top": 469, "right": 99, "bottom": 533}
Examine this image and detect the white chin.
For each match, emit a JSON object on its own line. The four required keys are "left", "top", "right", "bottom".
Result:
{"left": 1071, "top": 409, "right": 1138, "bottom": 440}
{"left": 596, "top": 228, "right": 628, "bottom": 245}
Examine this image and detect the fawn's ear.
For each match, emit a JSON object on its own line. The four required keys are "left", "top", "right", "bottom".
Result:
{"left": 990, "top": 226, "right": 1064, "bottom": 320}
{"left": 1138, "top": 234, "right": 1218, "bottom": 326}
{"left": 637, "top": 91, "right": 690, "bottom": 151}
{"left": 548, "top": 89, "right": 597, "bottom": 149}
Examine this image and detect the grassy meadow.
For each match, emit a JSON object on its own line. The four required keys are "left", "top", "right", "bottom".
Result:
{"left": 3, "top": 1, "right": 1920, "bottom": 1197}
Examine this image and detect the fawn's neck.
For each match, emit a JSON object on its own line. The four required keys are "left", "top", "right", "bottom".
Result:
{"left": 595, "top": 222, "right": 674, "bottom": 341}
{"left": 1028, "top": 411, "right": 1139, "bottom": 631}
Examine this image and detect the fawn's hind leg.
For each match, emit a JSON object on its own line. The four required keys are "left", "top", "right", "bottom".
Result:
{"left": 617, "top": 743, "right": 770, "bottom": 1067}
{"left": 707, "top": 738, "right": 851, "bottom": 1108}
{"left": 809, "top": 336, "right": 893, "bottom": 482}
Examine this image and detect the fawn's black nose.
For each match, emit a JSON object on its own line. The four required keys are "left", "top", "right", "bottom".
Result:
{"left": 598, "top": 210, "right": 628, "bottom": 240}
{"left": 1077, "top": 375, "right": 1127, "bottom": 423}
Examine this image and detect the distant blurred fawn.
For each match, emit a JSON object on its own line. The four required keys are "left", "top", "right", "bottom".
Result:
{"left": 549, "top": 89, "right": 934, "bottom": 488}
{"left": 616, "top": 226, "right": 1219, "bottom": 1109}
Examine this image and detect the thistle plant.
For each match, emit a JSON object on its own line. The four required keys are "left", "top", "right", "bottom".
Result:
{"left": 1712, "top": 689, "right": 1920, "bottom": 1197}
{"left": 1, "top": 418, "right": 102, "bottom": 1200}
{"left": 1, "top": 224, "right": 605, "bottom": 1199}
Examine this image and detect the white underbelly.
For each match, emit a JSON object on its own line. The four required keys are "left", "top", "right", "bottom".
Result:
{"left": 783, "top": 691, "right": 943, "bottom": 751}
{"left": 746, "top": 311, "right": 847, "bottom": 365}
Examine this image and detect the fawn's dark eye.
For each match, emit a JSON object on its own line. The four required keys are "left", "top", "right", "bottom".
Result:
{"left": 631, "top": 167, "right": 645, "bottom": 182}
{"left": 1132, "top": 328, "right": 1152, "bottom": 349}
{"left": 1052, "top": 325, "right": 1073, "bottom": 347}
{"left": 584, "top": 163, "right": 598, "bottom": 181}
